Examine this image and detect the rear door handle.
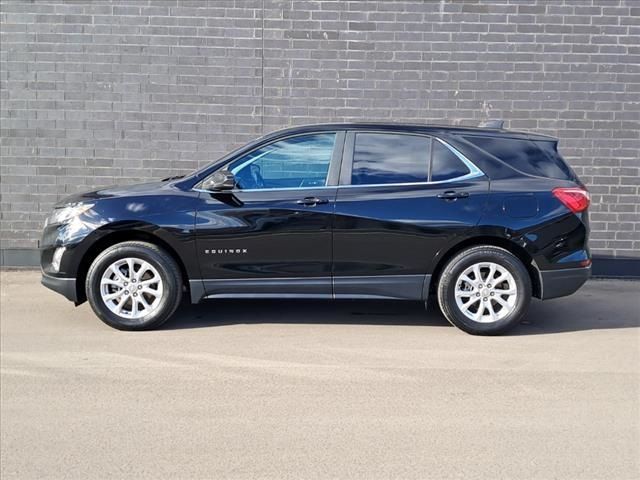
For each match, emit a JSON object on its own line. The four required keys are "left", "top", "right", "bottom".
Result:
{"left": 437, "top": 190, "right": 470, "bottom": 200}
{"left": 296, "top": 196, "right": 329, "bottom": 206}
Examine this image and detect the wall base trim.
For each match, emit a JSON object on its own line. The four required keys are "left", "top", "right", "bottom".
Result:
{"left": 590, "top": 256, "right": 640, "bottom": 279}
{"left": 1, "top": 249, "right": 40, "bottom": 268}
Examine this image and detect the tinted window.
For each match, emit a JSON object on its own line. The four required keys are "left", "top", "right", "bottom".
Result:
{"left": 227, "top": 133, "right": 335, "bottom": 190}
{"left": 465, "top": 136, "right": 574, "bottom": 180}
{"left": 534, "top": 140, "right": 577, "bottom": 180}
{"left": 430, "top": 141, "right": 470, "bottom": 181}
{"left": 351, "top": 133, "right": 431, "bottom": 185}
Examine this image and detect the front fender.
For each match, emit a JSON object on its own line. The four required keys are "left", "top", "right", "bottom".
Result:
{"left": 67, "top": 219, "right": 198, "bottom": 279}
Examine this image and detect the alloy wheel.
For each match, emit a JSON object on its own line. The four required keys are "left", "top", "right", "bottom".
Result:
{"left": 99, "top": 257, "right": 164, "bottom": 320}
{"left": 454, "top": 261, "right": 518, "bottom": 323}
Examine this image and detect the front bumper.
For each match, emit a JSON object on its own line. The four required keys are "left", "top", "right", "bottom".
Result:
{"left": 41, "top": 272, "right": 78, "bottom": 303}
{"left": 540, "top": 266, "right": 591, "bottom": 300}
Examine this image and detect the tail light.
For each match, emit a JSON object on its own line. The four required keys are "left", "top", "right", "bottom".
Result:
{"left": 552, "top": 187, "right": 590, "bottom": 213}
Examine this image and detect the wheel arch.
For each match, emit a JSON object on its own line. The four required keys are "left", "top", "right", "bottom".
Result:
{"left": 75, "top": 228, "right": 190, "bottom": 304}
{"left": 430, "top": 236, "right": 542, "bottom": 299}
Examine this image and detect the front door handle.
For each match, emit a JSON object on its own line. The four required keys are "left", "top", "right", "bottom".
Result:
{"left": 437, "top": 190, "right": 470, "bottom": 200}
{"left": 296, "top": 196, "right": 329, "bottom": 206}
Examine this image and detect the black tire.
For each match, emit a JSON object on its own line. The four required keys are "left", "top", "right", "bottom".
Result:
{"left": 85, "top": 241, "right": 183, "bottom": 331}
{"left": 436, "top": 246, "right": 531, "bottom": 336}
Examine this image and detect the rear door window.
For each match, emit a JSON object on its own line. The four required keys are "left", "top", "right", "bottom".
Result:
{"left": 351, "top": 133, "right": 431, "bottom": 185}
{"left": 464, "top": 135, "right": 575, "bottom": 180}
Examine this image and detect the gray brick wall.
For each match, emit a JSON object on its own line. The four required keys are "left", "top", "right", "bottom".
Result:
{"left": 1, "top": 0, "right": 639, "bottom": 259}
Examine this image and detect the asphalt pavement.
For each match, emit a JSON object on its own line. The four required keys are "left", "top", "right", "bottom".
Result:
{"left": 1, "top": 270, "right": 639, "bottom": 479}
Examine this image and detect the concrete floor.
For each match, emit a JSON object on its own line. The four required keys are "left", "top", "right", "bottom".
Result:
{"left": 1, "top": 270, "right": 639, "bottom": 479}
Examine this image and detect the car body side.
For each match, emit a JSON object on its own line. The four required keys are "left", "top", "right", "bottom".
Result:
{"left": 40, "top": 124, "right": 591, "bottom": 306}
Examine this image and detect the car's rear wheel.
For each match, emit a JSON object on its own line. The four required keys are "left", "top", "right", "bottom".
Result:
{"left": 86, "top": 241, "right": 182, "bottom": 330}
{"left": 436, "top": 246, "right": 531, "bottom": 335}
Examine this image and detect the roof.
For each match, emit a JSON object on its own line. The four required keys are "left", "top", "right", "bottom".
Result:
{"left": 261, "top": 122, "right": 557, "bottom": 142}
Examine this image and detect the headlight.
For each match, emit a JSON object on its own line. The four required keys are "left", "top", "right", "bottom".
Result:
{"left": 45, "top": 203, "right": 94, "bottom": 227}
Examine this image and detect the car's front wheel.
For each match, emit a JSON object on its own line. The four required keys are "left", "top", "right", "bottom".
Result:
{"left": 436, "top": 246, "right": 531, "bottom": 335}
{"left": 85, "top": 241, "right": 183, "bottom": 330}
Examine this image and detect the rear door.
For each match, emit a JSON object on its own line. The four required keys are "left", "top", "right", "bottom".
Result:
{"left": 332, "top": 131, "right": 490, "bottom": 300}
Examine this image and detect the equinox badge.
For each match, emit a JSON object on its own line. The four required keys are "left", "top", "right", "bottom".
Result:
{"left": 204, "top": 248, "right": 248, "bottom": 255}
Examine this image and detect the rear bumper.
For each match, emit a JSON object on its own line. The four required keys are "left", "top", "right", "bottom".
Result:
{"left": 540, "top": 266, "right": 591, "bottom": 300}
{"left": 41, "top": 272, "right": 78, "bottom": 303}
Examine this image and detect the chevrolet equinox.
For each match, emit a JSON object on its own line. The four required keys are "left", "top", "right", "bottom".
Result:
{"left": 41, "top": 123, "right": 591, "bottom": 335}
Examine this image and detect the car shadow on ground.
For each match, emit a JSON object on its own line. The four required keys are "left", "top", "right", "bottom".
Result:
{"left": 161, "top": 292, "right": 639, "bottom": 335}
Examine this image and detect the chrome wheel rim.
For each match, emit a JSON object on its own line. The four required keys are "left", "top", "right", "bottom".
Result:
{"left": 100, "top": 258, "right": 163, "bottom": 320}
{"left": 454, "top": 262, "right": 517, "bottom": 323}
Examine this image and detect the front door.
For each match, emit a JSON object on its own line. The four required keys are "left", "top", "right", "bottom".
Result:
{"left": 194, "top": 131, "right": 344, "bottom": 299}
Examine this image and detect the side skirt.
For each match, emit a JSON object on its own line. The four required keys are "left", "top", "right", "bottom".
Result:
{"left": 189, "top": 275, "right": 432, "bottom": 303}
{"left": 199, "top": 277, "right": 332, "bottom": 301}
{"left": 333, "top": 275, "right": 431, "bottom": 300}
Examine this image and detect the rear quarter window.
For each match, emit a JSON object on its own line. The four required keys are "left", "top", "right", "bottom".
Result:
{"left": 430, "top": 140, "right": 470, "bottom": 181}
{"left": 464, "top": 136, "right": 575, "bottom": 180}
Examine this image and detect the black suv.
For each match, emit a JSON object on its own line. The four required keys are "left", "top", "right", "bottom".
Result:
{"left": 41, "top": 123, "right": 591, "bottom": 335}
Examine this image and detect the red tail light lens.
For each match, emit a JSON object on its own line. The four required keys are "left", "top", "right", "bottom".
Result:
{"left": 552, "top": 187, "right": 590, "bottom": 213}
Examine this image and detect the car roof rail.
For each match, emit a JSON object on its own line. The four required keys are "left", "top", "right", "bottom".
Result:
{"left": 478, "top": 119, "right": 504, "bottom": 129}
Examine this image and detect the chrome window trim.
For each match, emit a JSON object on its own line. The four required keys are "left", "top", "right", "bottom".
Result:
{"left": 339, "top": 136, "right": 484, "bottom": 189}
{"left": 335, "top": 173, "right": 482, "bottom": 189}
{"left": 194, "top": 172, "right": 481, "bottom": 194}
{"left": 192, "top": 133, "right": 484, "bottom": 194}
{"left": 193, "top": 185, "right": 334, "bottom": 194}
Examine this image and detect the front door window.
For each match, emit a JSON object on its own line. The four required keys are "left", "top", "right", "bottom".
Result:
{"left": 226, "top": 133, "right": 336, "bottom": 190}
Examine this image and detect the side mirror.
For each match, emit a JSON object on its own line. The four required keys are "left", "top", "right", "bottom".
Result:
{"left": 202, "top": 170, "right": 236, "bottom": 192}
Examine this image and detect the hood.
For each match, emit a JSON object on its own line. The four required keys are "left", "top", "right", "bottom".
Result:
{"left": 55, "top": 179, "right": 182, "bottom": 207}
